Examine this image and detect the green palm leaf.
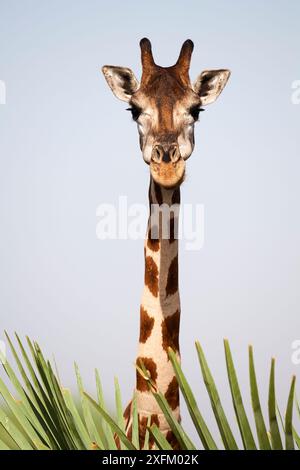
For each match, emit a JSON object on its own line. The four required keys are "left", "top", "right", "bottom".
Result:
{"left": 168, "top": 347, "right": 217, "bottom": 449}
{"left": 195, "top": 342, "right": 238, "bottom": 449}
{"left": 0, "top": 334, "right": 298, "bottom": 451}
{"left": 224, "top": 340, "right": 257, "bottom": 449}
{"left": 285, "top": 376, "right": 296, "bottom": 450}
{"left": 268, "top": 358, "right": 283, "bottom": 449}
{"left": 249, "top": 345, "right": 271, "bottom": 449}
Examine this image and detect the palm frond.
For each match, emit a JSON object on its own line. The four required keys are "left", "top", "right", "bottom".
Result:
{"left": 0, "top": 333, "right": 297, "bottom": 450}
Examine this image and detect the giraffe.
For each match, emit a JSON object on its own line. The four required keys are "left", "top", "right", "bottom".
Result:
{"left": 102, "top": 38, "right": 230, "bottom": 448}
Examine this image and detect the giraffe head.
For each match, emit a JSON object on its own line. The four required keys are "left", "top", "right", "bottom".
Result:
{"left": 102, "top": 38, "right": 230, "bottom": 189}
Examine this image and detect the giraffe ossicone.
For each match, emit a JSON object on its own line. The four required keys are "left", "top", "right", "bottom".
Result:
{"left": 102, "top": 38, "right": 230, "bottom": 449}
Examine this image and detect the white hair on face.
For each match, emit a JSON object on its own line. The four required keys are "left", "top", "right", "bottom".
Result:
{"left": 178, "top": 123, "right": 195, "bottom": 160}
{"left": 141, "top": 134, "right": 155, "bottom": 163}
{"left": 142, "top": 144, "right": 153, "bottom": 163}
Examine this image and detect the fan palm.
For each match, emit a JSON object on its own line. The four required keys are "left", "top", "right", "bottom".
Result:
{"left": 0, "top": 333, "right": 298, "bottom": 450}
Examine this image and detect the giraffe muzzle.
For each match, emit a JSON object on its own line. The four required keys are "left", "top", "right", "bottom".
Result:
{"left": 150, "top": 144, "right": 185, "bottom": 189}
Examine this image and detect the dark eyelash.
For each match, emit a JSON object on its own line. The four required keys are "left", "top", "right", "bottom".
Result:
{"left": 190, "top": 106, "right": 204, "bottom": 121}
{"left": 126, "top": 105, "right": 142, "bottom": 121}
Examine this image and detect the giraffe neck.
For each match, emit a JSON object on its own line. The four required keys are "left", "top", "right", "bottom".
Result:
{"left": 135, "top": 177, "right": 181, "bottom": 443}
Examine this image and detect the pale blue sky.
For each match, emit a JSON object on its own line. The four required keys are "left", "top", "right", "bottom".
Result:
{"left": 0, "top": 0, "right": 299, "bottom": 444}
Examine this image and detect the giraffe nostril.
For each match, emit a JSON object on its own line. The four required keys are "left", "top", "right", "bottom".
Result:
{"left": 151, "top": 145, "right": 163, "bottom": 163}
{"left": 169, "top": 145, "right": 180, "bottom": 162}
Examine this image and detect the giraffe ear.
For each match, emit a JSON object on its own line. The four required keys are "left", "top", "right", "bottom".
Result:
{"left": 102, "top": 66, "right": 139, "bottom": 102}
{"left": 193, "top": 69, "right": 230, "bottom": 105}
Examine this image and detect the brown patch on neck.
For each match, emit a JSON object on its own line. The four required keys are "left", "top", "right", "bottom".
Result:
{"left": 169, "top": 215, "right": 180, "bottom": 244}
{"left": 138, "top": 414, "right": 159, "bottom": 449}
{"left": 148, "top": 414, "right": 159, "bottom": 449}
{"left": 126, "top": 423, "right": 133, "bottom": 441}
{"left": 139, "top": 306, "right": 155, "bottom": 343}
{"left": 165, "top": 376, "right": 179, "bottom": 410}
{"left": 137, "top": 416, "right": 147, "bottom": 449}
{"left": 166, "top": 430, "right": 181, "bottom": 450}
{"left": 153, "top": 180, "right": 163, "bottom": 205}
{"left": 161, "top": 309, "right": 180, "bottom": 355}
{"left": 172, "top": 188, "right": 181, "bottom": 205}
{"left": 165, "top": 254, "right": 178, "bottom": 296}
{"left": 170, "top": 189, "right": 180, "bottom": 243}
{"left": 144, "top": 256, "right": 159, "bottom": 297}
{"left": 114, "top": 434, "right": 121, "bottom": 450}
{"left": 136, "top": 357, "right": 158, "bottom": 392}
{"left": 123, "top": 401, "right": 132, "bottom": 422}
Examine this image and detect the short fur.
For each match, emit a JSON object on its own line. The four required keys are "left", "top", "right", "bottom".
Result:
{"left": 101, "top": 38, "right": 230, "bottom": 449}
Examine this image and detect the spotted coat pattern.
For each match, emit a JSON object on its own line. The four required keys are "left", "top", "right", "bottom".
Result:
{"left": 125, "top": 178, "right": 181, "bottom": 449}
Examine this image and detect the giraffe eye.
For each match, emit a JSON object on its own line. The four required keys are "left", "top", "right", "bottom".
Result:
{"left": 126, "top": 105, "right": 142, "bottom": 121}
{"left": 190, "top": 106, "right": 204, "bottom": 121}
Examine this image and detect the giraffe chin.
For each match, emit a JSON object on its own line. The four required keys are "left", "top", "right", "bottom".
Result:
{"left": 150, "top": 159, "right": 185, "bottom": 189}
